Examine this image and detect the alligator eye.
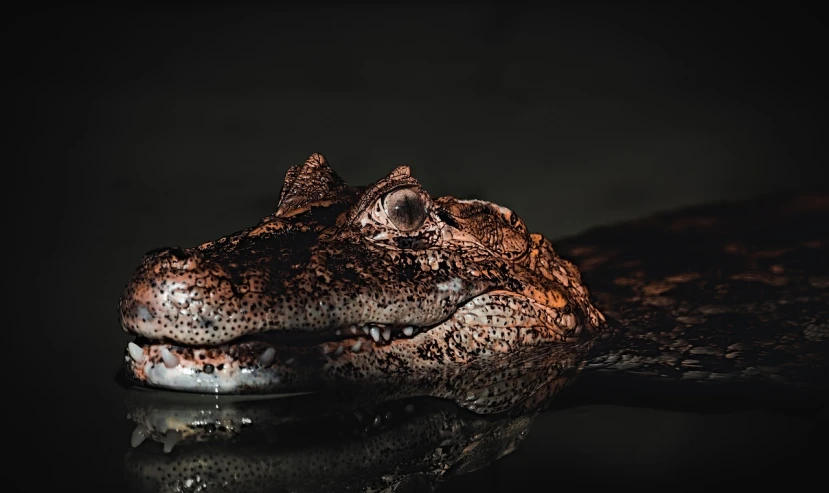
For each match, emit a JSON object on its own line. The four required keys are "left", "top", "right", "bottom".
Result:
{"left": 383, "top": 187, "right": 427, "bottom": 232}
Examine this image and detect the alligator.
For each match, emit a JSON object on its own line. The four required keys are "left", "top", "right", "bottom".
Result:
{"left": 119, "top": 153, "right": 829, "bottom": 414}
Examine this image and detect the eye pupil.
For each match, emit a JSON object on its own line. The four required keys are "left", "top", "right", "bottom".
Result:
{"left": 384, "top": 188, "right": 426, "bottom": 232}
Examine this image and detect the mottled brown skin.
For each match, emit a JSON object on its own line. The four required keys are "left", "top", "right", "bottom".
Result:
{"left": 119, "top": 152, "right": 828, "bottom": 415}
{"left": 119, "top": 153, "right": 606, "bottom": 414}
{"left": 559, "top": 193, "right": 829, "bottom": 397}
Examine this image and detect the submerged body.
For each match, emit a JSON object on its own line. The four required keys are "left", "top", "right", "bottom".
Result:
{"left": 564, "top": 193, "right": 829, "bottom": 385}
{"left": 119, "top": 153, "right": 829, "bottom": 413}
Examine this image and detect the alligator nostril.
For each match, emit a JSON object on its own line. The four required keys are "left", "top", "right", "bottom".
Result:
{"left": 146, "top": 246, "right": 188, "bottom": 259}
{"left": 142, "top": 246, "right": 200, "bottom": 271}
{"left": 167, "top": 247, "right": 188, "bottom": 259}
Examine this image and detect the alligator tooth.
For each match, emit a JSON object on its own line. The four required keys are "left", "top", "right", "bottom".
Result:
{"left": 382, "top": 328, "right": 391, "bottom": 341}
{"left": 402, "top": 326, "right": 414, "bottom": 337}
{"left": 350, "top": 326, "right": 358, "bottom": 335}
{"left": 373, "top": 415, "right": 382, "bottom": 427}
{"left": 160, "top": 347, "right": 179, "bottom": 368}
{"left": 335, "top": 329, "right": 341, "bottom": 336}
{"left": 259, "top": 348, "right": 275, "bottom": 367}
{"left": 335, "top": 344, "right": 344, "bottom": 355}
{"left": 363, "top": 327, "right": 371, "bottom": 336}
{"left": 351, "top": 340, "right": 363, "bottom": 352}
{"left": 370, "top": 327, "right": 381, "bottom": 342}
{"left": 130, "top": 426, "right": 148, "bottom": 448}
{"left": 162, "top": 430, "right": 182, "bottom": 453}
{"left": 127, "top": 342, "right": 145, "bottom": 363}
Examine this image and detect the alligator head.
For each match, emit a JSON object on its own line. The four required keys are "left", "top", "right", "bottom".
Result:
{"left": 119, "top": 153, "right": 608, "bottom": 413}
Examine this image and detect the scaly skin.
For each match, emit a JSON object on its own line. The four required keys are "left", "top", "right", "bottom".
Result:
{"left": 119, "top": 153, "right": 607, "bottom": 414}
{"left": 560, "top": 192, "right": 829, "bottom": 404}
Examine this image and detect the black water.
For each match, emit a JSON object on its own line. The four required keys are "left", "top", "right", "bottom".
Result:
{"left": 13, "top": 5, "right": 828, "bottom": 491}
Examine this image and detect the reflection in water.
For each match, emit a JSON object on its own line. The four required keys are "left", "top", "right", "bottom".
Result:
{"left": 123, "top": 388, "right": 536, "bottom": 492}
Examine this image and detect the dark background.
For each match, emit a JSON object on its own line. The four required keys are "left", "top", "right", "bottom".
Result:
{"left": 8, "top": 4, "right": 827, "bottom": 491}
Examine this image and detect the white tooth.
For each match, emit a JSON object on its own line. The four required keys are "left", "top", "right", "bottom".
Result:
{"left": 402, "top": 326, "right": 414, "bottom": 337}
{"left": 127, "top": 342, "right": 145, "bottom": 363}
{"left": 160, "top": 348, "right": 179, "bottom": 368}
{"left": 130, "top": 426, "right": 148, "bottom": 448}
{"left": 285, "top": 358, "right": 294, "bottom": 365}
{"left": 363, "top": 327, "right": 370, "bottom": 335}
{"left": 351, "top": 340, "right": 363, "bottom": 352}
{"left": 350, "top": 326, "right": 358, "bottom": 335}
{"left": 335, "top": 329, "right": 341, "bottom": 336}
{"left": 259, "top": 348, "right": 275, "bottom": 366}
{"left": 373, "top": 415, "right": 382, "bottom": 427}
{"left": 382, "top": 328, "right": 391, "bottom": 341}
{"left": 370, "top": 327, "right": 381, "bottom": 342}
{"left": 162, "top": 430, "right": 182, "bottom": 453}
{"left": 335, "top": 345, "right": 344, "bottom": 355}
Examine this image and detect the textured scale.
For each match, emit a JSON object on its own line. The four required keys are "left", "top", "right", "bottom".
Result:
{"left": 558, "top": 193, "right": 829, "bottom": 400}
{"left": 118, "top": 153, "right": 828, "bottom": 414}
{"left": 119, "top": 153, "right": 606, "bottom": 413}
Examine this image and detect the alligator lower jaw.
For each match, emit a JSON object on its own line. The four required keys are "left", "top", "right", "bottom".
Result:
{"left": 123, "top": 322, "right": 436, "bottom": 394}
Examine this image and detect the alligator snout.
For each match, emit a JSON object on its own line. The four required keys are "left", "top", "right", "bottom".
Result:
{"left": 118, "top": 244, "right": 237, "bottom": 345}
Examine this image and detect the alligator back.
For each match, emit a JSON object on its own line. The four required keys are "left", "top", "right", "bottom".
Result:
{"left": 556, "top": 192, "right": 829, "bottom": 409}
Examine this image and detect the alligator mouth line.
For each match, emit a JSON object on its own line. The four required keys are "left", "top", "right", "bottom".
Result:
{"left": 125, "top": 316, "right": 450, "bottom": 373}
{"left": 132, "top": 322, "right": 431, "bottom": 353}
{"left": 245, "top": 322, "right": 429, "bottom": 348}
